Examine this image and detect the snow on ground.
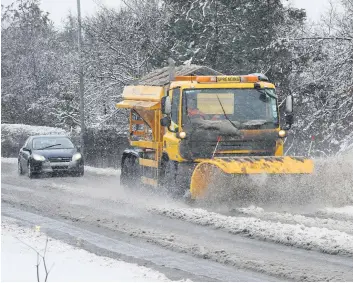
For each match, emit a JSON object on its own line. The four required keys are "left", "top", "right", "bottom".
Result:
{"left": 324, "top": 206, "right": 353, "bottom": 216}
{"left": 85, "top": 165, "right": 120, "bottom": 176}
{"left": 1, "top": 157, "right": 17, "bottom": 164}
{"left": 1, "top": 158, "right": 120, "bottom": 176}
{"left": 232, "top": 205, "right": 353, "bottom": 234}
{"left": 1, "top": 218, "right": 170, "bottom": 282}
{"left": 318, "top": 206, "right": 353, "bottom": 221}
{"left": 151, "top": 207, "right": 353, "bottom": 257}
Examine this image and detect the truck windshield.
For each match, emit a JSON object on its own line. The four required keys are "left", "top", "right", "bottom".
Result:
{"left": 182, "top": 88, "right": 278, "bottom": 128}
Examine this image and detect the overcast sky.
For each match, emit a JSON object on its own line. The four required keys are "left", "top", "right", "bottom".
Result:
{"left": 1, "top": 0, "right": 333, "bottom": 27}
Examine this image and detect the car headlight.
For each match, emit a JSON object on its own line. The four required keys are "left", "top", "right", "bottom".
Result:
{"left": 32, "top": 154, "right": 46, "bottom": 161}
{"left": 72, "top": 153, "right": 82, "bottom": 161}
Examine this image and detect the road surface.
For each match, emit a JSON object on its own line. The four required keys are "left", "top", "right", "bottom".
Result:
{"left": 2, "top": 158, "right": 353, "bottom": 281}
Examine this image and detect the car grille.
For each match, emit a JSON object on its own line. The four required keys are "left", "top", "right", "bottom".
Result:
{"left": 52, "top": 166, "right": 69, "bottom": 170}
{"left": 48, "top": 157, "right": 71, "bottom": 162}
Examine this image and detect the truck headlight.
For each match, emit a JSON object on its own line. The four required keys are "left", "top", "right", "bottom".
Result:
{"left": 32, "top": 154, "right": 46, "bottom": 161}
{"left": 72, "top": 153, "right": 82, "bottom": 161}
{"left": 278, "top": 130, "right": 287, "bottom": 138}
{"left": 179, "top": 132, "right": 186, "bottom": 139}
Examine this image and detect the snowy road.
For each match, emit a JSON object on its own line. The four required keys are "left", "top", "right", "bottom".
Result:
{"left": 2, "top": 158, "right": 353, "bottom": 281}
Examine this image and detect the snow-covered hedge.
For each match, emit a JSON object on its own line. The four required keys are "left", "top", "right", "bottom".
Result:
{"left": 1, "top": 124, "right": 68, "bottom": 157}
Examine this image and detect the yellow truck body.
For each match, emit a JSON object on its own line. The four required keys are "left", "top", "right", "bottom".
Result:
{"left": 116, "top": 69, "right": 313, "bottom": 200}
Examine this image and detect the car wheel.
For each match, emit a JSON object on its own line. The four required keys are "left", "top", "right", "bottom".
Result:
{"left": 27, "top": 162, "right": 35, "bottom": 179}
{"left": 18, "top": 161, "right": 24, "bottom": 175}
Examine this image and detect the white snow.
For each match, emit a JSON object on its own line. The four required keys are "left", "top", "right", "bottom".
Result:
{"left": 319, "top": 206, "right": 353, "bottom": 221}
{"left": 232, "top": 205, "right": 353, "bottom": 234}
{"left": 1, "top": 157, "right": 17, "bottom": 164}
{"left": 85, "top": 166, "right": 120, "bottom": 176}
{"left": 324, "top": 206, "right": 353, "bottom": 216}
{"left": 1, "top": 218, "right": 170, "bottom": 282}
{"left": 151, "top": 207, "right": 353, "bottom": 256}
{"left": 1, "top": 123, "right": 67, "bottom": 137}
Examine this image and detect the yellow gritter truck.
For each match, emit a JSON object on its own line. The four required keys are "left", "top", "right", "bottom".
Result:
{"left": 116, "top": 64, "right": 314, "bottom": 200}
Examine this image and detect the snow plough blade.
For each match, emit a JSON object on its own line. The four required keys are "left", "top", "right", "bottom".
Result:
{"left": 190, "top": 156, "right": 314, "bottom": 200}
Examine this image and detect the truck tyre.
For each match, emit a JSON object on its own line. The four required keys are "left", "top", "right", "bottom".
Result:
{"left": 162, "top": 160, "right": 184, "bottom": 198}
{"left": 120, "top": 155, "right": 140, "bottom": 189}
{"left": 121, "top": 156, "right": 132, "bottom": 187}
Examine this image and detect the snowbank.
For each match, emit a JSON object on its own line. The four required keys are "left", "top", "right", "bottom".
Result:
{"left": 151, "top": 207, "right": 353, "bottom": 257}
{"left": 1, "top": 218, "right": 170, "bottom": 282}
{"left": 232, "top": 205, "right": 353, "bottom": 235}
{"left": 318, "top": 206, "right": 353, "bottom": 221}
{"left": 324, "top": 206, "right": 353, "bottom": 216}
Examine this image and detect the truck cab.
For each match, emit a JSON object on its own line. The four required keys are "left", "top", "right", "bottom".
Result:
{"left": 161, "top": 75, "right": 292, "bottom": 162}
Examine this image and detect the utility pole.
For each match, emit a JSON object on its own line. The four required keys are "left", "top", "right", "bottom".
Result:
{"left": 77, "top": 0, "right": 85, "bottom": 156}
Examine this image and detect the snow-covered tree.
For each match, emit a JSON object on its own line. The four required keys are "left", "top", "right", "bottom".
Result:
{"left": 280, "top": 0, "right": 353, "bottom": 156}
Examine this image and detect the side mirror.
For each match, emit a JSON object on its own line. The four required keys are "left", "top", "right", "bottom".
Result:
{"left": 160, "top": 116, "right": 171, "bottom": 127}
{"left": 161, "top": 96, "right": 171, "bottom": 115}
{"left": 22, "top": 147, "right": 31, "bottom": 152}
{"left": 285, "top": 95, "right": 293, "bottom": 114}
{"left": 283, "top": 95, "right": 294, "bottom": 130}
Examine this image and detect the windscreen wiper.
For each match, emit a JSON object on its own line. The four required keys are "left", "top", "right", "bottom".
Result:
{"left": 38, "top": 144, "right": 62, "bottom": 150}
{"left": 241, "top": 120, "right": 277, "bottom": 129}
{"left": 215, "top": 95, "right": 240, "bottom": 131}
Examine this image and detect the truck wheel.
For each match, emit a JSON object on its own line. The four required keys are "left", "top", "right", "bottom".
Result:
{"left": 162, "top": 160, "right": 184, "bottom": 198}
{"left": 120, "top": 155, "right": 140, "bottom": 189}
{"left": 120, "top": 157, "right": 130, "bottom": 187}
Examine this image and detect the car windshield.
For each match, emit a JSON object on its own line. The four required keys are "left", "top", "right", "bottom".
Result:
{"left": 182, "top": 88, "right": 278, "bottom": 128}
{"left": 32, "top": 137, "right": 74, "bottom": 150}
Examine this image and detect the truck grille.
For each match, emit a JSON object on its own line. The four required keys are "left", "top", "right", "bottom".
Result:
{"left": 216, "top": 140, "right": 275, "bottom": 151}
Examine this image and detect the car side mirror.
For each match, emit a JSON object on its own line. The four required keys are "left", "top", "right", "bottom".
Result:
{"left": 22, "top": 147, "right": 31, "bottom": 152}
{"left": 160, "top": 116, "right": 171, "bottom": 127}
{"left": 161, "top": 96, "right": 171, "bottom": 115}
